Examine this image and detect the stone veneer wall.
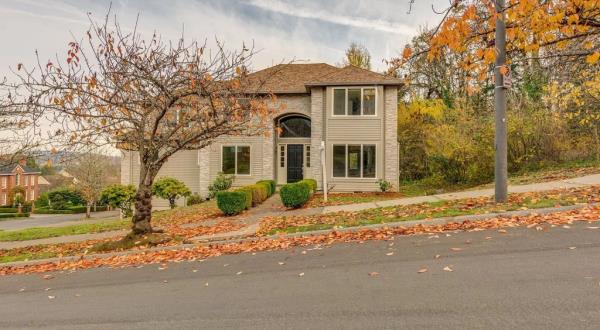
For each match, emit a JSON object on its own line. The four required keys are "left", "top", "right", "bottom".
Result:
{"left": 384, "top": 86, "right": 399, "bottom": 190}
{"left": 198, "top": 147, "right": 210, "bottom": 198}
{"left": 310, "top": 87, "right": 324, "bottom": 190}
{"left": 262, "top": 120, "right": 275, "bottom": 182}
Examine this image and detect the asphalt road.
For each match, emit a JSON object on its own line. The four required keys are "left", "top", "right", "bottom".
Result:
{"left": 2, "top": 220, "right": 600, "bottom": 329}
{"left": 0, "top": 211, "right": 119, "bottom": 231}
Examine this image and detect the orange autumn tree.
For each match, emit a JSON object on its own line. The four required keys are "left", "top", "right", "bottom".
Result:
{"left": 0, "top": 13, "right": 281, "bottom": 235}
{"left": 392, "top": 0, "right": 599, "bottom": 88}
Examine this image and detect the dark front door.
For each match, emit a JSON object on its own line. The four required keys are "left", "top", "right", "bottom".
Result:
{"left": 287, "top": 144, "right": 304, "bottom": 183}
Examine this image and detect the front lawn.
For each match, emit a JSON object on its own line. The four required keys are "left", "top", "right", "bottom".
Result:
{"left": 0, "top": 219, "right": 129, "bottom": 242}
{"left": 258, "top": 185, "right": 600, "bottom": 235}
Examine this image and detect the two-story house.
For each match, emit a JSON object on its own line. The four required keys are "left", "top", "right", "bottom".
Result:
{"left": 0, "top": 160, "right": 42, "bottom": 206}
{"left": 120, "top": 63, "right": 401, "bottom": 207}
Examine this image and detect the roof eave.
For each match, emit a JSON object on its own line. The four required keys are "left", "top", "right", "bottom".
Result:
{"left": 304, "top": 81, "right": 403, "bottom": 92}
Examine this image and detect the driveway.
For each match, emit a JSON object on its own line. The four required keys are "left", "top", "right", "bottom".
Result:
{"left": 1, "top": 220, "right": 600, "bottom": 329}
{"left": 0, "top": 211, "right": 120, "bottom": 231}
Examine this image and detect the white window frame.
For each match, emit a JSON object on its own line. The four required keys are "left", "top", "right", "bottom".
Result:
{"left": 221, "top": 145, "right": 251, "bottom": 176}
{"left": 15, "top": 174, "right": 20, "bottom": 186}
{"left": 332, "top": 87, "right": 377, "bottom": 117}
{"left": 332, "top": 144, "right": 377, "bottom": 179}
{"left": 1, "top": 177, "right": 6, "bottom": 188}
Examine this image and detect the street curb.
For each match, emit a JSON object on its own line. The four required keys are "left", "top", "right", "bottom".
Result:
{"left": 2, "top": 202, "right": 597, "bottom": 269}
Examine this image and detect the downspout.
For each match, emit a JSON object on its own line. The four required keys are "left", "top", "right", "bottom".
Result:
{"left": 320, "top": 141, "right": 327, "bottom": 202}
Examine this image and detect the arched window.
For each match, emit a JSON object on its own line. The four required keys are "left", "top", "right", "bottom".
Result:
{"left": 278, "top": 116, "right": 311, "bottom": 138}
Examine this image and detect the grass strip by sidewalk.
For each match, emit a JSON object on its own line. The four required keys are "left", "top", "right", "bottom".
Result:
{"left": 259, "top": 186, "right": 600, "bottom": 235}
{"left": 0, "top": 219, "right": 129, "bottom": 242}
{"left": 0, "top": 202, "right": 221, "bottom": 243}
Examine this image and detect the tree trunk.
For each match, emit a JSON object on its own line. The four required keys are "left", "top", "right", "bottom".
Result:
{"left": 132, "top": 184, "right": 154, "bottom": 234}
{"left": 86, "top": 204, "right": 91, "bottom": 218}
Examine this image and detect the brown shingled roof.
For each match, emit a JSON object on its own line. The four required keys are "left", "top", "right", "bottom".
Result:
{"left": 246, "top": 63, "right": 402, "bottom": 94}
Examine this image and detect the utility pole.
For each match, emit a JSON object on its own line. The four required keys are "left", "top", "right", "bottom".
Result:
{"left": 494, "top": 0, "right": 508, "bottom": 203}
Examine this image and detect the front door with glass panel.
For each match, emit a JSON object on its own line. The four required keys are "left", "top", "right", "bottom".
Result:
{"left": 287, "top": 144, "right": 304, "bottom": 183}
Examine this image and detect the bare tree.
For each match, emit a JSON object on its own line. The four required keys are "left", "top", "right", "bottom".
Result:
{"left": 67, "top": 152, "right": 109, "bottom": 218}
{"left": 0, "top": 11, "right": 280, "bottom": 235}
{"left": 0, "top": 88, "right": 43, "bottom": 167}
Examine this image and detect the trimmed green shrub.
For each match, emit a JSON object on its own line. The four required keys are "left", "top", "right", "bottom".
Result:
{"left": 152, "top": 177, "right": 191, "bottom": 209}
{"left": 0, "top": 208, "right": 18, "bottom": 213}
{"left": 298, "top": 179, "right": 317, "bottom": 192}
{"left": 280, "top": 181, "right": 311, "bottom": 208}
{"left": 208, "top": 172, "right": 235, "bottom": 199}
{"left": 33, "top": 207, "right": 74, "bottom": 214}
{"left": 0, "top": 213, "right": 30, "bottom": 219}
{"left": 216, "top": 191, "right": 247, "bottom": 215}
{"left": 100, "top": 184, "right": 136, "bottom": 217}
{"left": 377, "top": 179, "right": 393, "bottom": 192}
{"left": 235, "top": 187, "right": 253, "bottom": 209}
{"left": 256, "top": 180, "right": 276, "bottom": 196}
{"left": 35, "top": 192, "right": 50, "bottom": 208}
{"left": 48, "top": 188, "right": 85, "bottom": 210}
{"left": 248, "top": 184, "right": 269, "bottom": 206}
{"left": 186, "top": 193, "right": 204, "bottom": 206}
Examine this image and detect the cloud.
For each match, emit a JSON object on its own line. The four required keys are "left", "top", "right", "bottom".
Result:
{"left": 246, "top": 0, "right": 416, "bottom": 35}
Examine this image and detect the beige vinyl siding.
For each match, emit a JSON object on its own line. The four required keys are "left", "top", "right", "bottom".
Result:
{"left": 208, "top": 135, "right": 268, "bottom": 188}
{"left": 324, "top": 86, "right": 385, "bottom": 191}
{"left": 327, "top": 119, "right": 381, "bottom": 140}
{"left": 121, "top": 150, "right": 200, "bottom": 208}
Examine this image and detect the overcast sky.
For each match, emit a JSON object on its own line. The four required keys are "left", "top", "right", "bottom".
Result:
{"left": 0, "top": 0, "right": 449, "bottom": 78}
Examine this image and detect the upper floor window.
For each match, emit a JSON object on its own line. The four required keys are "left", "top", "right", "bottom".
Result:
{"left": 15, "top": 174, "right": 21, "bottom": 186}
{"left": 1, "top": 177, "right": 6, "bottom": 188}
{"left": 333, "top": 87, "right": 376, "bottom": 116}
{"left": 222, "top": 145, "right": 250, "bottom": 175}
{"left": 278, "top": 116, "right": 311, "bottom": 138}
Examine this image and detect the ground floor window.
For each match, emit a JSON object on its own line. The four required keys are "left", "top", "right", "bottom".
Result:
{"left": 332, "top": 144, "right": 376, "bottom": 178}
{"left": 222, "top": 145, "right": 250, "bottom": 175}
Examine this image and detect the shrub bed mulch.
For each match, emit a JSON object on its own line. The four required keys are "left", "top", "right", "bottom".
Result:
{"left": 2, "top": 204, "right": 600, "bottom": 276}
{"left": 258, "top": 186, "right": 600, "bottom": 236}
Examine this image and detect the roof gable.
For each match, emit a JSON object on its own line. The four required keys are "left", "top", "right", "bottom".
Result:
{"left": 246, "top": 63, "right": 402, "bottom": 94}
{"left": 0, "top": 164, "right": 41, "bottom": 175}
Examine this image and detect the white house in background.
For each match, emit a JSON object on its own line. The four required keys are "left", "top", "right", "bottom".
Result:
{"left": 120, "top": 63, "right": 401, "bottom": 207}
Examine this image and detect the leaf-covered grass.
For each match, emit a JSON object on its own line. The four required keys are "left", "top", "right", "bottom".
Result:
{"left": 399, "top": 159, "right": 600, "bottom": 197}
{"left": 259, "top": 186, "right": 599, "bottom": 235}
{"left": 306, "top": 192, "right": 404, "bottom": 208}
{"left": 0, "top": 251, "right": 57, "bottom": 264}
{"left": 0, "top": 219, "right": 130, "bottom": 242}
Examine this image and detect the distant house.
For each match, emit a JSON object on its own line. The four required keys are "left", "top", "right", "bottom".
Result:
{"left": 0, "top": 160, "right": 42, "bottom": 206}
{"left": 120, "top": 63, "right": 401, "bottom": 207}
{"left": 37, "top": 176, "right": 51, "bottom": 194}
